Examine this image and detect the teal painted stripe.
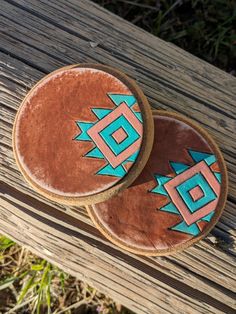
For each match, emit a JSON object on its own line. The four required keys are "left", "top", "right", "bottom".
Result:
{"left": 97, "top": 164, "right": 126, "bottom": 177}
{"left": 85, "top": 147, "right": 104, "bottom": 159}
{"left": 92, "top": 108, "right": 112, "bottom": 119}
{"left": 214, "top": 172, "right": 221, "bottom": 183}
{"left": 108, "top": 94, "right": 136, "bottom": 107}
{"left": 188, "top": 149, "right": 216, "bottom": 165}
{"left": 75, "top": 121, "right": 94, "bottom": 141}
{"left": 159, "top": 202, "right": 179, "bottom": 214}
{"left": 170, "top": 161, "right": 190, "bottom": 174}
{"left": 171, "top": 220, "right": 200, "bottom": 236}
{"left": 201, "top": 211, "right": 215, "bottom": 222}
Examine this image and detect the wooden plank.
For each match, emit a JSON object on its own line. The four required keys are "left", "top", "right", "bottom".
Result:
{"left": 1, "top": 39, "right": 235, "bottom": 314}
{"left": 1, "top": 0, "right": 236, "bottom": 199}
{"left": 1, "top": 52, "right": 235, "bottom": 246}
{"left": 0, "top": 0, "right": 235, "bottom": 312}
{"left": 0, "top": 182, "right": 235, "bottom": 314}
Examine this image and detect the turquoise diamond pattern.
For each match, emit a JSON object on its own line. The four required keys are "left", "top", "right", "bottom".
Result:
{"left": 74, "top": 94, "right": 142, "bottom": 177}
{"left": 176, "top": 173, "right": 216, "bottom": 213}
{"left": 99, "top": 115, "right": 140, "bottom": 156}
{"left": 151, "top": 149, "right": 220, "bottom": 236}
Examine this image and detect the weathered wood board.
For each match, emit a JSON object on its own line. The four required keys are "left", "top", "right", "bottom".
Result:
{"left": 0, "top": 0, "right": 235, "bottom": 313}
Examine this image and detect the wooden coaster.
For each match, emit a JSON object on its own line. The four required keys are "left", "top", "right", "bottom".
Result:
{"left": 86, "top": 110, "right": 228, "bottom": 256}
{"left": 13, "top": 64, "right": 154, "bottom": 205}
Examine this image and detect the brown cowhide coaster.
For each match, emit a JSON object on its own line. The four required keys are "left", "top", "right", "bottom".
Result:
{"left": 13, "top": 64, "right": 154, "bottom": 205}
{"left": 86, "top": 110, "right": 228, "bottom": 256}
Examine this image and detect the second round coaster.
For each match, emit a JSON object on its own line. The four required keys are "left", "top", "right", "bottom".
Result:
{"left": 13, "top": 64, "right": 154, "bottom": 205}
{"left": 87, "top": 110, "right": 228, "bottom": 256}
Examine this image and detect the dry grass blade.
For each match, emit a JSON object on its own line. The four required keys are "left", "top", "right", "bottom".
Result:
{"left": 0, "top": 235, "right": 133, "bottom": 313}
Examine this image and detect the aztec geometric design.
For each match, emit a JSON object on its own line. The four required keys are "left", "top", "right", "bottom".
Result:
{"left": 151, "top": 149, "right": 221, "bottom": 236}
{"left": 74, "top": 93, "right": 143, "bottom": 177}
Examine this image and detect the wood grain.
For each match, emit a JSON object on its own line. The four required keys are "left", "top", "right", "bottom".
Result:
{"left": 0, "top": 0, "right": 235, "bottom": 313}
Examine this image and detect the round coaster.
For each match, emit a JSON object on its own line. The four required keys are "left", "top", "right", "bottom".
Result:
{"left": 13, "top": 64, "right": 154, "bottom": 205}
{"left": 87, "top": 110, "right": 228, "bottom": 256}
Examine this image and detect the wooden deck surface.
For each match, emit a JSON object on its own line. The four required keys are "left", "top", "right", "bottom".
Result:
{"left": 0, "top": 0, "right": 235, "bottom": 313}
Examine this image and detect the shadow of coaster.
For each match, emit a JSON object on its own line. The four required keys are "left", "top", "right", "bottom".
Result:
{"left": 86, "top": 110, "right": 228, "bottom": 256}
{"left": 13, "top": 64, "right": 153, "bottom": 205}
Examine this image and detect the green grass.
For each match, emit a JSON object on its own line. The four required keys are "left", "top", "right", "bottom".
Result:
{"left": 94, "top": 0, "right": 236, "bottom": 74}
{"left": 0, "top": 235, "right": 133, "bottom": 314}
